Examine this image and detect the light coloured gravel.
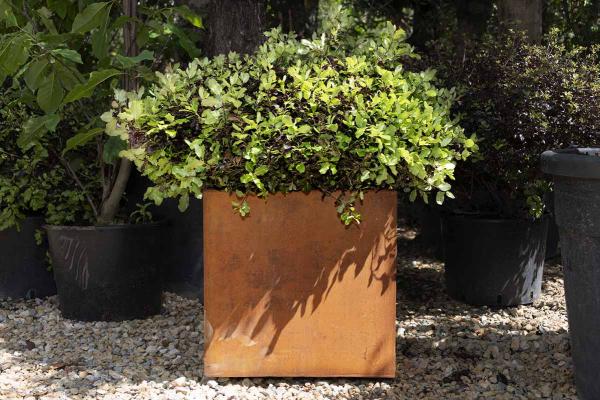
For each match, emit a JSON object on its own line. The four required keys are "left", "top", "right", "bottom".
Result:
{"left": 0, "top": 241, "right": 576, "bottom": 399}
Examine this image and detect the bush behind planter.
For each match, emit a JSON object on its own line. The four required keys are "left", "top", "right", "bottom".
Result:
{"left": 426, "top": 29, "right": 600, "bottom": 219}
{"left": 108, "top": 23, "right": 476, "bottom": 223}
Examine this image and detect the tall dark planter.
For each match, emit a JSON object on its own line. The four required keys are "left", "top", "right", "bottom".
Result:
{"left": 45, "top": 223, "right": 165, "bottom": 321}
{"left": 541, "top": 148, "right": 600, "bottom": 400}
{"left": 545, "top": 192, "right": 561, "bottom": 259}
{"left": 442, "top": 215, "right": 548, "bottom": 306}
{"left": 126, "top": 171, "right": 204, "bottom": 301}
{"left": 0, "top": 217, "right": 55, "bottom": 299}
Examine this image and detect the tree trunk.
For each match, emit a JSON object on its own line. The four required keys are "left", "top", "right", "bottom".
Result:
{"left": 270, "top": 0, "right": 319, "bottom": 38}
{"left": 98, "top": 0, "right": 136, "bottom": 224}
{"left": 498, "top": 0, "right": 543, "bottom": 43}
{"left": 455, "top": 0, "right": 493, "bottom": 38}
{"left": 206, "top": 0, "right": 267, "bottom": 56}
{"left": 410, "top": 1, "right": 435, "bottom": 49}
{"left": 451, "top": 0, "right": 493, "bottom": 57}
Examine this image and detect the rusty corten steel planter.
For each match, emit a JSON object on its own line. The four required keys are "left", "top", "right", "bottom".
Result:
{"left": 203, "top": 190, "right": 397, "bottom": 378}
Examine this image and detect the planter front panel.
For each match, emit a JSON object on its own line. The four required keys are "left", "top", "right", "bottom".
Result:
{"left": 203, "top": 191, "right": 397, "bottom": 377}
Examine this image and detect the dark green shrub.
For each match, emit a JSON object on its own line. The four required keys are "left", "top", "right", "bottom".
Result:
{"left": 0, "top": 93, "right": 97, "bottom": 230}
{"left": 429, "top": 29, "right": 600, "bottom": 218}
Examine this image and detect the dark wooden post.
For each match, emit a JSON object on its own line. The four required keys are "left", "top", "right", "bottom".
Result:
{"left": 123, "top": 0, "right": 138, "bottom": 90}
{"left": 205, "top": 0, "right": 267, "bottom": 56}
{"left": 498, "top": 0, "right": 543, "bottom": 43}
{"left": 270, "top": 0, "right": 319, "bottom": 38}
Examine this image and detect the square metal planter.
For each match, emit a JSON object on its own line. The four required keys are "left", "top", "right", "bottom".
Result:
{"left": 203, "top": 190, "right": 397, "bottom": 377}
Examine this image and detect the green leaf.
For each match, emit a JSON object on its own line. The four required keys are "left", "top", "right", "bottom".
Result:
{"left": 18, "top": 114, "right": 60, "bottom": 150}
{"left": 64, "top": 127, "right": 104, "bottom": 155}
{"left": 37, "top": 72, "right": 64, "bottom": 113}
{"left": 0, "top": 0, "right": 17, "bottom": 26}
{"left": 438, "top": 182, "right": 451, "bottom": 192}
{"left": 91, "top": 26, "right": 108, "bottom": 60}
{"left": 54, "top": 62, "right": 80, "bottom": 91}
{"left": 409, "top": 190, "right": 417, "bottom": 202}
{"left": 51, "top": 48, "right": 83, "bottom": 64}
{"left": 37, "top": 7, "right": 58, "bottom": 34}
{"left": 178, "top": 193, "right": 190, "bottom": 212}
{"left": 71, "top": 2, "right": 110, "bottom": 33}
{"left": 0, "top": 35, "right": 30, "bottom": 76}
{"left": 48, "top": 0, "right": 69, "bottom": 19}
{"left": 24, "top": 58, "right": 49, "bottom": 91}
{"left": 114, "top": 50, "right": 154, "bottom": 68}
{"left": 254, "top": 165, "right": 269, "bottom": 176}
{"left": 201, "top": 97, "right": 221, "bottom": 108}
{"left": 435, "top": 191, "right": 445, "bottom": 205}
{"left": 174, "top": 5, "right": 203, "bottom": 28}
{"left": 296, "top": 163, "right": 305, "bottom": 173}
{"left": 297, "top": 125, "right": 311, "bottom": 134}
{"left": 103, "top": 136, "right": 127, "bottom": 165}
{"left": 166, "top": 22, "right": 201, "bottom": 59}
{"left": 63, "top": 68, "right": 120, "bottom": 104}
{"left": 240, "top": 174, "right": 253, "bottom": 184}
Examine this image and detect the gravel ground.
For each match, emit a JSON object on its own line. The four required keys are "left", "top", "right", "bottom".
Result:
{"left": 0, "top": 234, "right": 576, "bottom": 399}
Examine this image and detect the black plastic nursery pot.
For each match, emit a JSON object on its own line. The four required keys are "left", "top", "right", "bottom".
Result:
{"left": 442, "top": 214, "right": 549, "bottom": 307}
{"left": 126, "top": 171, "right": 204, "bottom": 301}
{"left": 541, "top": 148, "right": 600, "bottom": 400}
{"left": 0, "top": 217, "right": 56, "bottom": 299}
{"left": 45, "top": 223, "right": 165, "bottom": 321}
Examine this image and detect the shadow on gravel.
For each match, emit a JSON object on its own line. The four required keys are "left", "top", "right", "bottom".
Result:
{"left": 0, "top": 225, "right": 576, "bottom": 399}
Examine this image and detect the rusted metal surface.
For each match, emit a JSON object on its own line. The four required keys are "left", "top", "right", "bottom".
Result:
{"left": 203, "top": 190, "right": 397, "bottom": 378}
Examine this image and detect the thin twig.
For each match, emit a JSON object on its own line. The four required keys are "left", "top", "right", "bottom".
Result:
{"left": 56, "top": 154, "right": 99, "bottom": 218}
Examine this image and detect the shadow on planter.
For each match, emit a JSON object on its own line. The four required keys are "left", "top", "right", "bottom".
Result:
{"left": 0, "top": 217, "right": 56, "bottom": 299}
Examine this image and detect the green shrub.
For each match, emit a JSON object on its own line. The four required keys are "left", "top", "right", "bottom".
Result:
{"left": 111, "top": 23, "right": 475, "bottom": 224}
{"left": 428, "top": 29, "right": 600, "bottom": 218}
{"left": 0, "top": 94, "right": 97, "bottom": 230}
{"left": 0, "top": 0, "right": 202, "bottom": 225}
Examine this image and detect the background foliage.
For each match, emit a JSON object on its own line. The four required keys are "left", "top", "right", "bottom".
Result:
{"left": 0, "top": 0, "right": 201, "bottom": 226}
{"left": 428, "top": 29, "right": 600, "bottom": 218}
{"left": 0, "top": 92, "right": 96, "bottom": 229}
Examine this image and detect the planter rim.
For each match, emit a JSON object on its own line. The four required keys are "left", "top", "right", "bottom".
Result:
{"left": 443, "top": 213, "right": 548, "bottom": 225}
{"left": 43, "top": 221, "right": 166, "bottom": 231}
{"left": 201, "top": 188, "right": 397, "bottom": 195}
{"left": 541, "top": 148, "right": 600, "bottom": 179}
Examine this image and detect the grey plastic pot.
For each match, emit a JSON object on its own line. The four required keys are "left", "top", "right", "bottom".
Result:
{"left": 541, "top": 148, "right": 600, "bottom": 400}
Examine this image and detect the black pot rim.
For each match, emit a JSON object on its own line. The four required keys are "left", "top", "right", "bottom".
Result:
{"left": 541, "top": 148, "right": 600, "bottom": 179}
{"left": 444, "top": 213, "right": 549, "bottom": 224}
{"left": 43, "top": 221, "right": 166, "bottom": 231}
